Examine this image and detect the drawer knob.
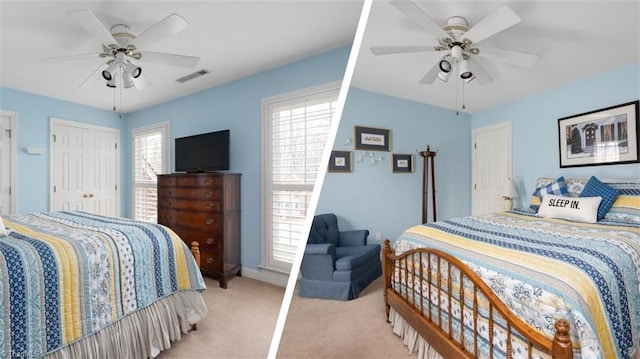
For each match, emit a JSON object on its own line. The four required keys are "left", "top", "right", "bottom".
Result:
{"left": 206, "top": 238, "right": 214, "bottom": 245}
{"left": 205, "top": 202, "right": 214, "bottom": 209}
{"left": 205, "top": 192, "right": 213, "bottom": 198}
{"left": 206, "top": 257, "right": 214, "bottom": 264}
{"left": 205, "top": 179, "right": 213, "bottom": 185}
{"left": 205, "top": 219, "right": 214, "bottom": 225}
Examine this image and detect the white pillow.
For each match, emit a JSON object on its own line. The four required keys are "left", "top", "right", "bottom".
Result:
{"left": 0, "top": 216, "right": 8, "bottom": 236}
{"left": 537, "top": 194, "right": 602, "bottom": 223}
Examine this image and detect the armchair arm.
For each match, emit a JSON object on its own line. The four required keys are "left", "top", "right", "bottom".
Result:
{"left": 301, "top": 243, "right": 336, "bottom": 281}
{"left": 304, "top": 243, "right": 335, "bottom": 255}
{"left": 339, "top": 229, "right": 370, "bottom": 247}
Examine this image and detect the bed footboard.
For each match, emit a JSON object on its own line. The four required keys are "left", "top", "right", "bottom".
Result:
{"left": 382, "top": 240, "right": 572, "bottom": 359}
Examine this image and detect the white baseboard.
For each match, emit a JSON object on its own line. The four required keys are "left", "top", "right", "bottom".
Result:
{"left": 241, "top": 267, "right": 289, "bottom": 288}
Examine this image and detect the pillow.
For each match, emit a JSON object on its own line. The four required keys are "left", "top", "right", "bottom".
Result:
{"left": 579, "top": 176, "right": 619, "bottom": 220}
{"left": 530, "top": 176, "right": 569, "bottom": 208}
{"left": 0, "top": 216, "right": 8, "bottom": 237}
{"left": 537, "top": 194, "right": 602, "bottom": 223}
{"left": 602, "top": 181, "right": 640, "bottom": 224}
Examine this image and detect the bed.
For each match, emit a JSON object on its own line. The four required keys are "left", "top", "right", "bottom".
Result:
{"left": 0, "top": 211, "right": 207, "bottom": 359}
{"left": 383, "top": 176, "right": 640, "bottom": 359}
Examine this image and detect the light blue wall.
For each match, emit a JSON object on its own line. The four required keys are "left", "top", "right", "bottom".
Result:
{"left": 316, "top": 62, "right": 640, "bottom": 243}
{"left": 123, "top": 46, "right": 351, "bottom": 272}
{"left": 0, "top": 87, "right": 122, "bottom": 213}
{"left": 316, "top": 88, "right": 471, "bottom": 242}
{"left": 472, "top": 61, "right": 640, "bottom": 208}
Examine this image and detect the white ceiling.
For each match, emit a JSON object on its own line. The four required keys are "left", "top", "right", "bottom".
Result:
{"left": 0, "top": 0, "right": 364, "bottom": 113}
{"left": 352, "top": 1, "right": 640, "bottom": 113}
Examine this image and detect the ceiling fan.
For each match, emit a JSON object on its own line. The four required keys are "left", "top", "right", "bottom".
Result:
{"left": 41, "top": 9, "right": 200, "bottom": 90}
{"left": 370, "top": 1, "right": 538, "bottom": 85}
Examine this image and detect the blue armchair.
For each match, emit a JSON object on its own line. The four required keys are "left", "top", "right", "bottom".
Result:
{"left": 299, "top": 213, "right": 382, "bottom": 300}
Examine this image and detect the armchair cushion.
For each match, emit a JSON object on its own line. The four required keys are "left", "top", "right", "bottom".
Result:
{"left": 339, "top": 229, "right": 369, "bottom": 246}
{"left": 335, "top": 244, "right": 380, "bottom": 271}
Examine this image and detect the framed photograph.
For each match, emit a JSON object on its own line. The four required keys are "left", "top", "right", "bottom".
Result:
{"left": 328, "top": 150, "right": 352, "bottom": 173}
{"left": 392, "top": 154, "right": 413, "bottom": 173}
{"left": 354, "top": 126, "right": 391, "bottom": 151}
{"left": 558, "top": 100, "right": 639, "bottom": 168}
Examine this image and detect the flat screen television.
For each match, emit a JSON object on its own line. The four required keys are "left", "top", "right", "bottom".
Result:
{"left": 175, "top": 129, "right": 230, "bottom": 172}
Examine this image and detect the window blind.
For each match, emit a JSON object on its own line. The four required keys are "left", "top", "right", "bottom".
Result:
{"left": 264, "top": 90, "right": 338, "bottom": 270}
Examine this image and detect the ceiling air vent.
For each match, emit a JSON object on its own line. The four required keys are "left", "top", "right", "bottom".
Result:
{"left": 176, "top": 69, "right": 210, "bottom": 83}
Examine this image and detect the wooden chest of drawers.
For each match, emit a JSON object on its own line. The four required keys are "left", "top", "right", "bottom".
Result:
{"left": 157, "top": 172, "right": 241, "bottom": 288}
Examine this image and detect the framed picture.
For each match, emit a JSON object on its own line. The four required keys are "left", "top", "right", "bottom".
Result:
{"left": 328, "top": 150, "right": 352, "bottom": 172}
{"left": 354, "top": 126, "right": 390, "bottom": 151}
{"left": 392, "top": 154, "right": 413, "bottom": 173}
{"left": 558, "top": 100, "right": 639, "bottom": 168}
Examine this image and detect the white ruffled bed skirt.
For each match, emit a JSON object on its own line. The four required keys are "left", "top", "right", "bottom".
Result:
{"left": 44, "top": 290, "right": 208, "bottom": 359}
{"left": 389, "top": 307, "right": 443, "bottom": 359}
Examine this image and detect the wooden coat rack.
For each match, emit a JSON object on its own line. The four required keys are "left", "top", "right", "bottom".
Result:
{"left": 420, "top": 146, "right": 437, "bottom": 223}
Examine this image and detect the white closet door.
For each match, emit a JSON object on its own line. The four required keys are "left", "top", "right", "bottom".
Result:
{"left": 472, "top": 122, "right": 512, "bottom": 216}
{"left": 84, "top": 129, "right": 118, "bottom": 216}
{"left": 51, "top": 119, "right": 119, "bottom": 217}
{"left": 0, "top": 114, "right": 12, "bottom": 215}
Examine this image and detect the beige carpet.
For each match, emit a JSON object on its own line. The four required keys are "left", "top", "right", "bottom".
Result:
{"left": 156, "top": 276, "right": 285, "bottom": 359}
{"left": 277, "top": 277, "right": 415, "bottom": 359}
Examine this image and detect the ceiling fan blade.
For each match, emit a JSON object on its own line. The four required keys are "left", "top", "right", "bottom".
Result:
{"left": 137, "top": 51, "right": 199, "bottom": 68}
{"left": 475, "top": 47, "right": 538, "bottom": 68}
{"left": 41, "top": 52, "right": 102, "bottom": 63}
{"left": 370, "top": 46, "right": 440, "bottom": 55}
{"left": 79, "top": 62, "right": 108, "bottom": 88}
{"left": 418, "top": 58, "right": 443, "bottom": 84}
{"left": 390, "top": 1, "right": 451, "bottom": 42}
{"left": 462, "top": 6, "right": 521, "bottom": 45}
{"left": 69, "top": 9, "right": 118, "bottom": 46}
{"left": 467, "top": 57, "right": 493, "bottom": 85}
{"left": 129, "top": 13, "right": 188, "bottom": 48}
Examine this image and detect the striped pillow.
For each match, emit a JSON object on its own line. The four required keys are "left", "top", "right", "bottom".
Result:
{"left": 603, "top": 180, "right": 640, "bottom": 224}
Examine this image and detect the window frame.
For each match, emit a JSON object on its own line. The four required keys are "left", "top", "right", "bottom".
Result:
{"left": 131, "top": 121, "right": 170, "bottom": 222}
{"left": 260, "top": 82, "right": 340, "bottom": 274}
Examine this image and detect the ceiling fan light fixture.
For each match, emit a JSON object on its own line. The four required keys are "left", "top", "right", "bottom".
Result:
{"left": 102, "top": 62, "right": 117, "bottom": 81}
{"left": 450, "top": 45, "right": 463, "bottom": 60}
{"left": 439, "top": 58, "right": 452, "bottom": 73}
{"left": 106, "top": 73, "right": 117, "bottom": 88}
{"left": 438, "top": 70, "right": 451, "bottom": 82}
{"left": 122, "top": 71, "right": 135, "bottom": 89}
{"left": 124, "top": 62, "right": 142, "bottom": 79}
{"left": 459, "top": 59, "right": 473, "bottom": 79}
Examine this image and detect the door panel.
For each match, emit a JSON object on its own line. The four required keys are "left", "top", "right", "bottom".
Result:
{"left": 0, "top": 115, "right": 12, "bottom": 215}
{"left": 52, "top": 120, "right": 119, "bottom": 217}
{"left": 472, "top": 122, "right": 512, "bottom": 216}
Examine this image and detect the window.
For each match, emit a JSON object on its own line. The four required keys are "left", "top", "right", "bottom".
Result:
{"left": 132, "top": 122, "right": 169, "bottom": 222}
{"left": 262, "top": 83, "right": 339, "bottom": 273}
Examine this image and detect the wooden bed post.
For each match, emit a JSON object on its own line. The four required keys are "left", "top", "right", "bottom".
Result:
{"left": 191, "top": 241, "right": 201, "bottom": 268}
{"left": 552, "top": 318, "right": 573, "bottom": 359}
{"left": 382, "top": 240, "right": 392, "bottom": 322}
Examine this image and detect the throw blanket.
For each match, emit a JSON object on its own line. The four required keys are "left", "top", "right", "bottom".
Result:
{"left": 0, "top": 211, "right": 206, "bottom": 358}
{"left": 394, "top": 211, "right": 640, "bottom": 359}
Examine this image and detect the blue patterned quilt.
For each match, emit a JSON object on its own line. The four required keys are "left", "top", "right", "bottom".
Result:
{"left": 0, "top": 211, "right": 206, "bottom": 358}
{"left": 394, "top": 210, "right": 640, "bottom": 359}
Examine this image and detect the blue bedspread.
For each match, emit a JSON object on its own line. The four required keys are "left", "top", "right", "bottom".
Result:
{"left": 0, "top": 211, "right": 206, "bottom": 358}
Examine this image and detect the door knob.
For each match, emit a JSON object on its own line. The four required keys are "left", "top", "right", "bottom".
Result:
{"left": 83, "top": 194, "right": 88, "bottom": 198}
{"left": 89, "top": 193, "right": 94, "bottom": 198}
